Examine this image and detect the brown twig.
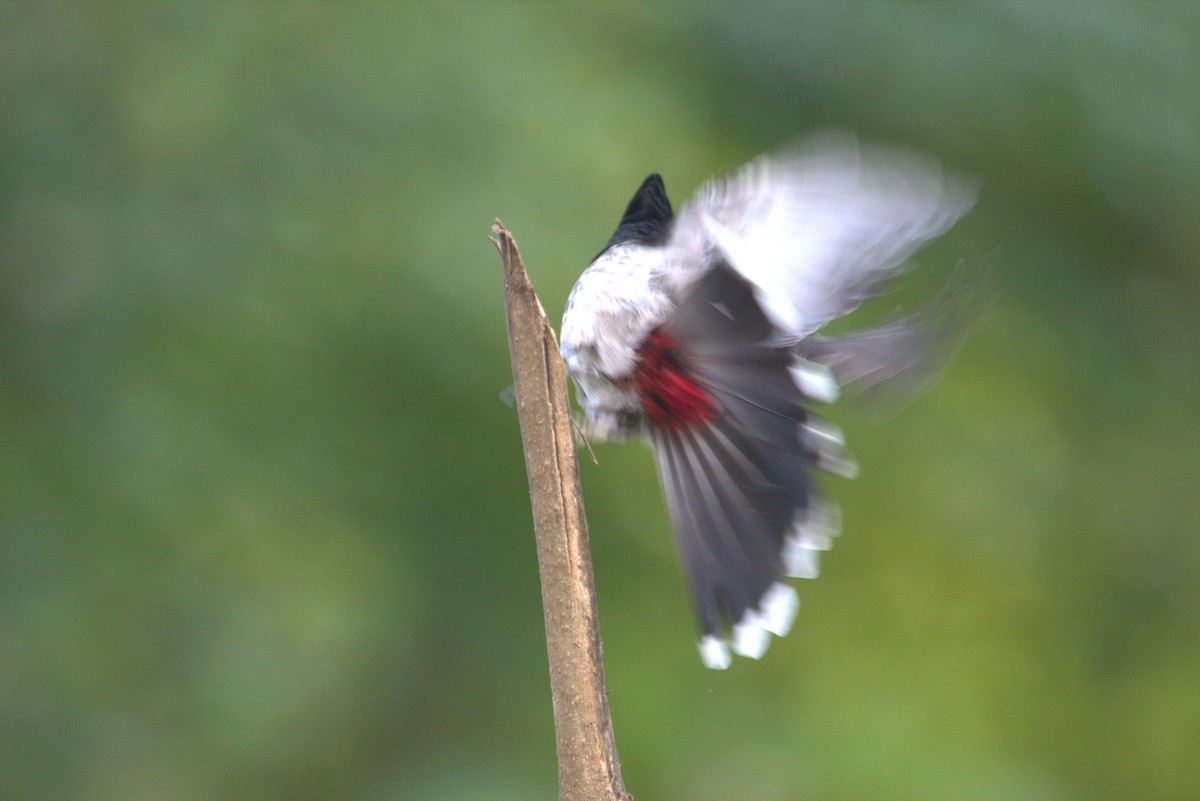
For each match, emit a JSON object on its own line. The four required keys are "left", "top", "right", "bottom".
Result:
{"left": 491, "top": 221, "right": 631, "bottom": 801}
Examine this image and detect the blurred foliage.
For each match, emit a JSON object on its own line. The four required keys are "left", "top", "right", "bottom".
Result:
{"left": 2, "top": 3, "right": 1199, "bottom": 801}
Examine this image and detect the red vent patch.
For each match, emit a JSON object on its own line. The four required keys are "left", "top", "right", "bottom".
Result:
{"left": 634, "top": 330, "right": 718, "bottom": 430}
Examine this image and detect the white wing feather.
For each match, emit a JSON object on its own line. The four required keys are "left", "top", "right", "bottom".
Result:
{"left": 663, "top": 132, "right": 978, "bottom": 338}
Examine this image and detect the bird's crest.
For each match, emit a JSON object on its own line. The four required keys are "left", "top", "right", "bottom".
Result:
{"left": 601, "top": 173, "right": 675, "bottom": 253}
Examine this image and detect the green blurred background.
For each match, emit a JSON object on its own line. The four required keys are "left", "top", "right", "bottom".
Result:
{"left": 3, "top": 4, "right": 1198, "bottom": 800}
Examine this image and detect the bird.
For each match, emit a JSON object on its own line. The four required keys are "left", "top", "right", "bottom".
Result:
{"left": 559, "top": 133, "right": 979, "bottom": 669}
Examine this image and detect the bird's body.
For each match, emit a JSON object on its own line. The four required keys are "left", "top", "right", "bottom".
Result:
{"left": 560, "top": 134, "right": 978, "bottom": 668}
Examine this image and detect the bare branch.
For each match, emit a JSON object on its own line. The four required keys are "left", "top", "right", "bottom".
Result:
{"left": 492, "top": 221, "right": 631, "bottom": 801}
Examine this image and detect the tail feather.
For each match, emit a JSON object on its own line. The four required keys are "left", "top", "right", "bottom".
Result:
{"left": 650, "top": 260, "right": 841, "bottom": 666}
{"left": 654, "top": 424, "right": 782, "bottom": 631}
{"left": 647, "top": 255, "right": 979, "bottom": 667}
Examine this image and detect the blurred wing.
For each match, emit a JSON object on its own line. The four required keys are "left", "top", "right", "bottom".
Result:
{"left": 800, "top": 258, "right": 994, "bottom": 403}
{"left": 665, "top": 132, "right": 978, "bottom": 338}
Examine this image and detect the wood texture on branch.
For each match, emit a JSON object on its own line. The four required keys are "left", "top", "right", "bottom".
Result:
{"left": 492, "top": 221, "right": 631, "bottom": 801}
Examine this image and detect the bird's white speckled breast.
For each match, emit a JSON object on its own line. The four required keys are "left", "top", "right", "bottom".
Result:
{"left": 560, "top": 243, "right": 676, "bottom": 380}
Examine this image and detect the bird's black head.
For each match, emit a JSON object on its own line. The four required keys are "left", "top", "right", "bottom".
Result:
{"left": 599, "top": 173, "right": 674, "bottom": 255}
